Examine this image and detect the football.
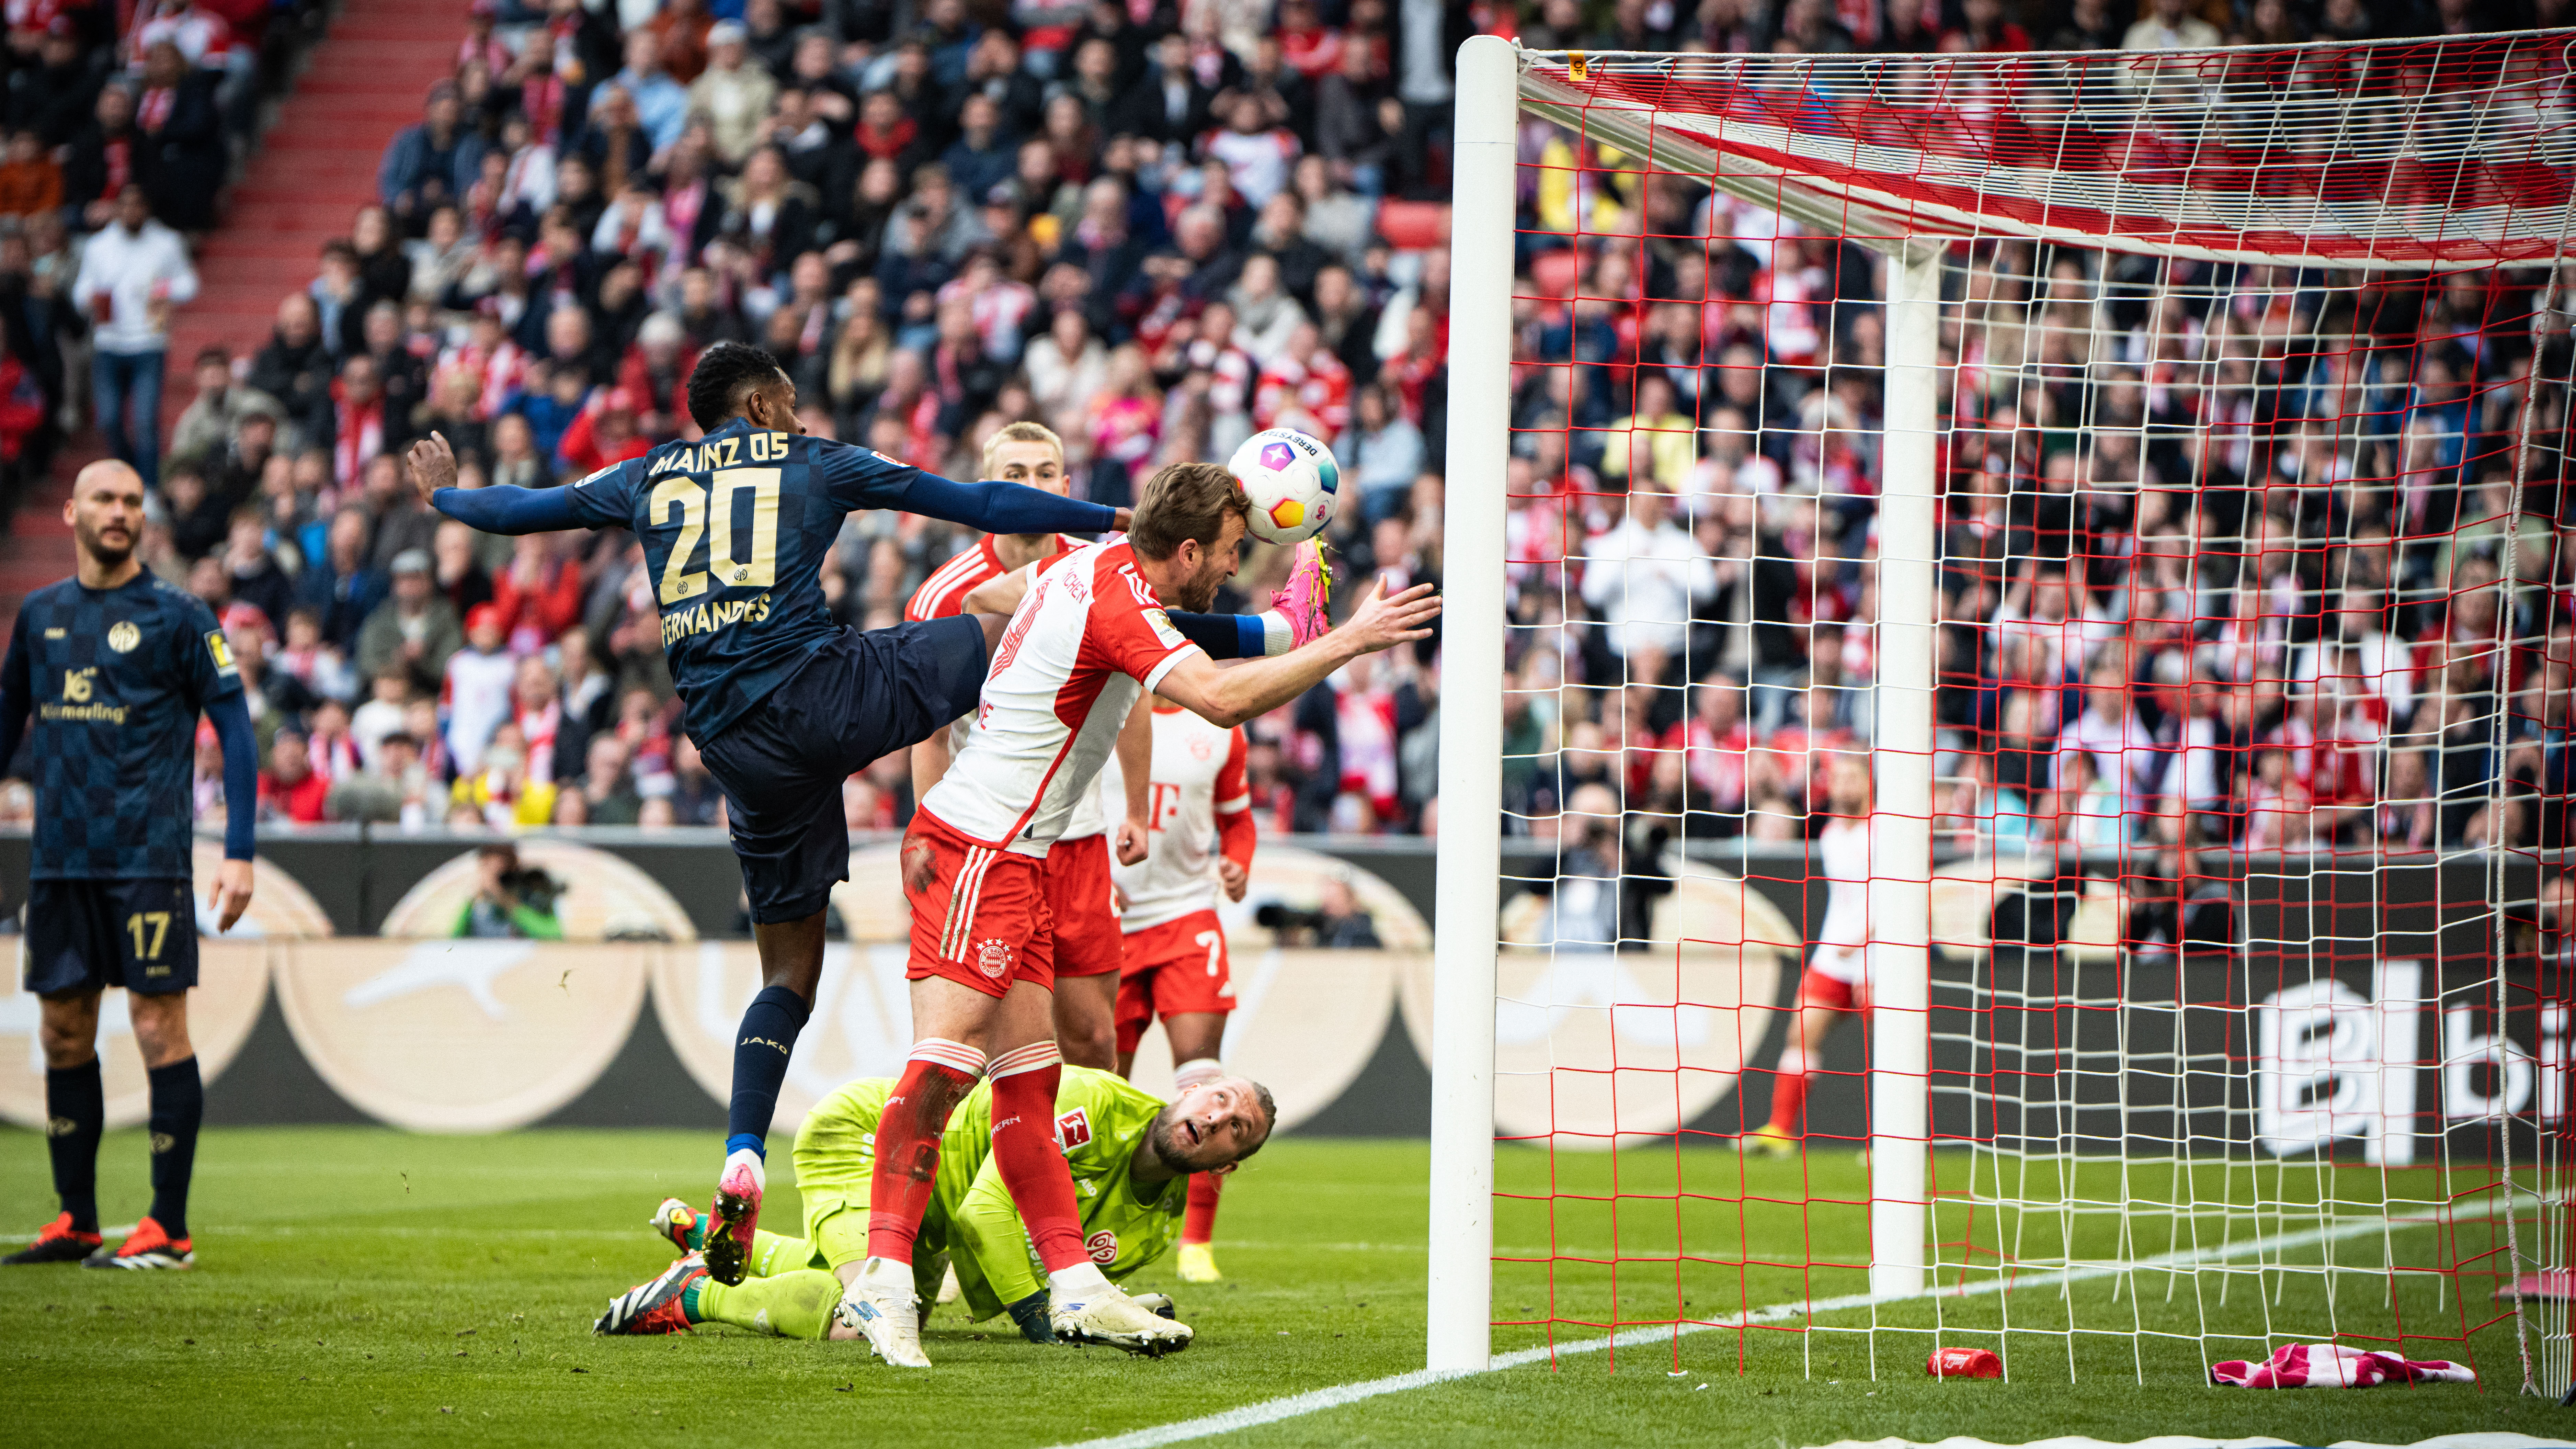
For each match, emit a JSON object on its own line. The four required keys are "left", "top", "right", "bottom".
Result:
{"left": 1227, "top": 427, "right": 1341, "bottom": 545}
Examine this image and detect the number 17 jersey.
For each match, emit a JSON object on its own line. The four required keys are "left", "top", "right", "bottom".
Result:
{"left": 563, "top": 418, "right": 933, "bottom": 744}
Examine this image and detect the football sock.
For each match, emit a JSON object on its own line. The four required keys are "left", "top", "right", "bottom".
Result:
{"left": 1184, "top": 1173, "right": 1224, "bottom": 1246}
{"left": 988, "top": 1041, "right": 1088, "bottom": 1273}
{"left": 688, "top": 1270, "right": 838, "bottom": 1339}
{"left": 45, "top": 1057, "right": 103, "bottom": 1233}
{"left": 145, "top": 1056, "right": 202, "bottom": 1241}
{"left": 746, "top": 1230, "right": 812, "bottom": 1278}
{"left": 1766, "top": 1048, "right": 1813, "bottom": 1136}
{"left": 724, "top": 985, "right": 813, "bottom": 1157}
{"left": 864, "top": 1040, "right": 985, "bottom": 1262}
{"left": 1167, "top": 611, "right": 1291, "bottom": 659}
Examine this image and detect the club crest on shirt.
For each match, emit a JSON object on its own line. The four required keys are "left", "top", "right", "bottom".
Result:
{"left": 1055, "top": 1107, "right": 1092, "bottom": 1150}
{"left": 975, "top": 937, "right": 1012, "bottom": 978}
{"left": 107, "top": 621, "right": 141, "bottom": 653}
{"left": 1085, "top": 1229, "right": 1119, "bottom": 1265}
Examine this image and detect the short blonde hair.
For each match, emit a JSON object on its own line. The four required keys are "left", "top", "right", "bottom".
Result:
{"left": 980, "top": 420, "right": 1063, "bottom": 479}
{"left": 1129, "top": 461, "right": 1250, "bottom": 561}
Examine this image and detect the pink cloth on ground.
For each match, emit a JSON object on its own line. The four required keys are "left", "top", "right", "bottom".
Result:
{"left": 2209, "top": 1343, "right": 2476, "bottom": 1388}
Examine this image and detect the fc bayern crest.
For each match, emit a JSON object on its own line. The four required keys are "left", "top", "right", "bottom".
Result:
{"left": 107, "top": 621, "right": 140, "bottom": 653}
{"left": 976, "top": 938, "right": 1012, "bottom": 978}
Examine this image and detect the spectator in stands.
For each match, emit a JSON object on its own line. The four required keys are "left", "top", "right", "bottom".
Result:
{"left": 168, "top": 345, "right": 280, "bottom": 469}
{"left": 2124, "top": 0, "right": 2223, "bottom": 50}
{"left": 249, "top": 292, "right": 335, "bottom": 449}
{"left": 0, "top": 127, "right": 62, "bottom": 217}
{"left": 379, "top": 79, "right": 479, "bottom": 227}
{"left": 356, "top": 547, "right": 462, "bottom": 695}
{"left": 132, "top": 38, "right": 223, "bottom": 229}
{"left": 257, "top": 727, "right": 329, "bottom": 824}
{"left": 688, "top": 20, "right": 774, "bottom": 167}
{"left": 609, "top": 30, "right": 688, "bottom": 154}
{"left": 72, "top": 184, "right": 195, "bottom": 486}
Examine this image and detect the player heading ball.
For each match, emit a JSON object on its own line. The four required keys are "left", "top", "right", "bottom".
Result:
{"left": 841, "top": 459, "right": 1440, "bottom": 1367}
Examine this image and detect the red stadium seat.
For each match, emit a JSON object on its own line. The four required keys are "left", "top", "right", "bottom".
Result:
{"left": 1374, "top": 199, "right": 1448, "bottom": 250}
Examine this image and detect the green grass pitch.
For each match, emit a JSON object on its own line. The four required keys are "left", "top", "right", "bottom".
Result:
{"left": 0, "top": 1127, "right": 2541, "bottom": 1447}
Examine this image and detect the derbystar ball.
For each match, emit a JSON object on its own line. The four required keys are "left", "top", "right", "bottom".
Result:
{"left": 1226, "top": 427, "right": 1340, "bottom": 545}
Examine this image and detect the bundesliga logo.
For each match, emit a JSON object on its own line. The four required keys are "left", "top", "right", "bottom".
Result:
{"left": 975, "top": 938, "right": 1012, "bottom": 979}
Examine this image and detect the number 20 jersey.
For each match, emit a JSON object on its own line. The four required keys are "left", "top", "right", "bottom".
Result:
{"left": 563, "top": 418, "right": 937, "bottom": 744}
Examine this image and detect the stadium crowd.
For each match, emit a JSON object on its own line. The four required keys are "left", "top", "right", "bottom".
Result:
{"left": 0, "top": 0, "right": 2565, "bottom": 894}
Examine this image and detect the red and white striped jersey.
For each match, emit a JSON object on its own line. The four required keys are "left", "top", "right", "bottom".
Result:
{"left": 902, "top": 533, "right": 1085, "bottom": 623}
{"left": 918, "top": 542, "right": 1203, "bottom": 858}
{"left": 904, "top": 531, "right": 1111, "bottom": 838}
{"left": 1103, "top": 706, "right": 1249, "bottom": 932}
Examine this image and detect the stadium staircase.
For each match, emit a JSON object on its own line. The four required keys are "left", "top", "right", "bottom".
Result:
{"left": 0, "top": 0, "right": 469, "bottom": 622}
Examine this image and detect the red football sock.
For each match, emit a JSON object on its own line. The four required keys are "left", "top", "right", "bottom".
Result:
{"left": 1766, "top": 1067, "right": 1810, "bottom": 1136}
{"left": 988, "top": 1041, "right": 1088, "bottom": 1273}
{"left": 1183, "top": 1172, "right": 1223, "bottom": 1246}
{"left": 865, "top": 1041, "right": 984, "bottom": 1263}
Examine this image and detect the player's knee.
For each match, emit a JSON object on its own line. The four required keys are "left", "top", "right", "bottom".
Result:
{"left": 128, "top": 1003, "right": 192, "bottom": 1068}
{"left": 1061, "top": 1020, "right": 1116, "bottom": 1071}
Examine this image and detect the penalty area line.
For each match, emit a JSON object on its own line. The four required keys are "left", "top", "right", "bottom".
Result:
{"left": 1054, "top": 1206, "right": 2499, "bottom": 1449}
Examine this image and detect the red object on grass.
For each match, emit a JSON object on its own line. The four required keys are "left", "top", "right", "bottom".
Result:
{"left": 1927, "top": 1347, "right": 2003, "bottom": 1379}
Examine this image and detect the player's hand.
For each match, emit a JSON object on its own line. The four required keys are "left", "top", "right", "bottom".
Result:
{"left": 1109, "top": 507, "right": 1134, "bottom": 533}
{"left": 1115, "top": 818, "right": 1148, "bottom": 867}
{"left": 406, "top": 431, "right": 458, "bottom": 505}
{"left": 1218, "top": 857, "right": 1247, "bottom": 902}
{"left": 209, "top": 858, "right": 254, "bottom": 933}
{"left": 1336, "top": 578, "right": 1442, "bottom": 656}
{"left": 900, "top": 831, "right": 936, "bottom": 896}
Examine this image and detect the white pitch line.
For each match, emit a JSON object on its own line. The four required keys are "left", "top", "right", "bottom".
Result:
{"left": 1056, "top": 1207, "right": 2509, "bottom": 1449}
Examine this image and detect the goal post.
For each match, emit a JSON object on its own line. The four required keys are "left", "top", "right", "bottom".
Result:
{"left": 1432, "top": 30, "right": 2572, "bottom": 1391}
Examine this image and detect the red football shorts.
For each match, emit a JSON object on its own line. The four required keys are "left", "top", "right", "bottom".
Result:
{"left": 1046, "top": 833, "right": 1123, "bottom": 979}
{"left": 903, "top": 812, "right": 1054, "bottom": 998}
{"left": 1115, "top": 909, "right": 1233, "bottom": 1055}
{"left": 1797, "top": 962, "right": 1870, "bottom": 1015}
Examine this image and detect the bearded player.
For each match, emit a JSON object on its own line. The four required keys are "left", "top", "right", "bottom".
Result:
{"left": 410, "top": 344, "right": 1310, "bottom": 1286}
{"left": 836, "top": 461, "right": 1439, "bottom": 1368}
{"left": 908, "top": 420, "right": 1331, "bottom": 1069}
{"left": 595, "top": 1066, "right": 1273, "bottom": 1349}
{"left": 1747, "top": 752, "right": 1875, "bottom": 1155}
{"left": 0, "top": 461, "right": 259, "bottom": 1271}
{"left": 1105, "top": 696, "right": 1255, "bottom": 1283}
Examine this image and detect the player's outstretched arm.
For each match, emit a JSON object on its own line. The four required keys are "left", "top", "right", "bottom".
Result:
{"left": 1156, "top": 579, "right": 1440, "bottom": 729}
{"left": 962, "top": 566, "right": 1287, "bottom": 661}
{"left": 893, "top": 470, "right": 1133, "bottom": 537}
{"left": 1115, "top": 696, "right": 1152, "bottom": 866}
{"left": 204, "top": 692, "right": 259, "bottom": 931}
{"left": 409, "top": 432, "right": 586, "bottom": 536}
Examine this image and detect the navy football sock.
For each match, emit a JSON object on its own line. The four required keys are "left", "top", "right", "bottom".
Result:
{"left": 145, "top": 1056, "right": 202, "bottom": 1241}
{"left": 725, "top": 986, "right": 813, "bottom": 1156}
{"left": 46, "top": 1058, "right": 103, "bottom": 1233}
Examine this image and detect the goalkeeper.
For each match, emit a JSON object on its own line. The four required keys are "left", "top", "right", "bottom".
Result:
{"left": 594, "top": 1066, "right": 1274, "bottom": 1353}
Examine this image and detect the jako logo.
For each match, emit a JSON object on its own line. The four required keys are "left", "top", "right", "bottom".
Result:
{"left": 1086, "top": 1229, "right": 1118, "bottom": 1265}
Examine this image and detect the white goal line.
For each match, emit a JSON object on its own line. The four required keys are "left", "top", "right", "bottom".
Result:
{"left": 1056, "top": 1196, "right": 2535, "bottom": 1449}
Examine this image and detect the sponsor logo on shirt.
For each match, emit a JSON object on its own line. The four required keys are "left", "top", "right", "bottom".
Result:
{"left": 1055, "top": 1107, "right": 1092, "bottom": 1150}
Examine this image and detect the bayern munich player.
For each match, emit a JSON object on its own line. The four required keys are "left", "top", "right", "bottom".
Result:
{"left": 908, "top": 421, "right": 1154, "bottom": 1071}
{"left": 1748, "top": 752, "right": 1875, "bottom": 1154}
{"left": 1103, "top": 696, "right": 1256, "bottom": 1284}
{"left": 837, "top": 461, "right": 1439, "bottom": 1367}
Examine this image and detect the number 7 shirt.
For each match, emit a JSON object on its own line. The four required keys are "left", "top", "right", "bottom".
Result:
{"left": 917, "top": 541, "right": 1204, "bottom": 858}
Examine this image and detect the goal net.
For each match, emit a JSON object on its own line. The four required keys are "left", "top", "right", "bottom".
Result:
{"left": 1428, "top": 32, "right": 2574, "bottom": 1395}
